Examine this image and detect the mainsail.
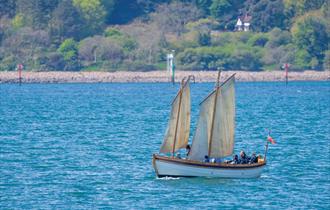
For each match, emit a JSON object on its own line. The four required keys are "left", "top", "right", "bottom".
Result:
{"left": 160, "top": 80, "right": 191, "bottom": 154}
{"left": 188, "top": 74, "right": 235, "bottom": 161}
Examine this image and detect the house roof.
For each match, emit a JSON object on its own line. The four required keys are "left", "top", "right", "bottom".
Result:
{"left": 243, "top": 15, "right": 252, "bottom": 22}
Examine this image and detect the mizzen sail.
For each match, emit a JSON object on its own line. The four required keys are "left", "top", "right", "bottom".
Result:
{"left": 189, "top": 74, "right": 235, "bottom": 161}
{"left": 160, "top": 81, "right": 191, "bottom": 154}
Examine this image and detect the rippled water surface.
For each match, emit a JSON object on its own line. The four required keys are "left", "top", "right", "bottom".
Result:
{"left": 1, "top": 82, "right": 329, "bottom": 209}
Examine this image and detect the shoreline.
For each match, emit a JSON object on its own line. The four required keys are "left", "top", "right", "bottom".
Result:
{"left": 0, "top": 70, "right": 329, "bottom": 83}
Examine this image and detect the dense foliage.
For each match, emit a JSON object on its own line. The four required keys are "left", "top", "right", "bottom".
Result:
{"left": 0, "top": 0, "right": 329, "bottom": 71}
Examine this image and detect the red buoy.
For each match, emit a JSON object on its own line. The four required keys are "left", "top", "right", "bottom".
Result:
{"left": 17, "top": 64, "right": 23, "bottom": 85}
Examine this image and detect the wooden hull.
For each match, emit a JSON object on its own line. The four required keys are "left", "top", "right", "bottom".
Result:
{"left": 152, "top": 154, "right": 266, "bottom": 178}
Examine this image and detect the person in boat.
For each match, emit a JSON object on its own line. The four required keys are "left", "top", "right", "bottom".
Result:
{"left": 239, "top": 150, "right": 248, "bottom": 164}
{"left": 176, "top": 153, "right": 181, "bottom": 159}
{"left": 249, "top": 152, "right": 258, "bottom": 164}
{"left": 186, "top": 144, "right": 191, "bottom": 156}
{"left": 229, "top": 154, "right": 239, "bottom": 164}
{"left": 258, "top": 155, "right": 262, "bottom": 162}
{"left": 204, "top": 155, "right": 210, "bottom": 163}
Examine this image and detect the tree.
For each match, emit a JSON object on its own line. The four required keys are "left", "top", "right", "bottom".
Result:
{"left": 231, "top": 50, "right": 263, "bottom": 70}
{"left": 194, "top": 0, "right": 212, "bottom": 15}
{"left": 323, "top": 50, "right": 330, "bottom": 70}
{"left": 78, "top": 36, "right": 123, "bottom": 64}
{"left": 210, "top": 0, "right": 232, "bottom": 19}
{"left": 73, "top": 0, "right": 107, "bottom": 32}
{"left": 197, "top": 31, "right": 211, "bottom": 46}
{"left": 42, "top": 52, "right": 65, "bottom": 70}
{"left": 208, "top": 0, "right": 245, "bottom": 30}
{"left": 266, "top": 28, "right": 291, "bottom": 48}
{"left": 106, "top": 0, "right": 142, "bottom": 24}
{"left": 247, "top": 33, "right": 269, "bottom": 47}
{"left": 152, "top": 2, "right": 202, "bottom": 36}
{"left": 50, "top": 0, "right": 86, "bottom": 42}
{"left": 1, "top": 27, "right": 50, "bottom": 70}
{"left": 58, "top": 38, "right": 79, "bottom": 70}
{"left": 284, "top": 0, "right": 326, "bottom": 17}
{"left": 243, "top": 0, "right": 286, "bottom": 32}
{"left": 0, "top": 0, "right": 16, "bottom": 18}
{"left": 120, "top": 20, "right": 161, "bottom": 64}
{"left": 262, "top": 44, "right": 295, "bottom": 69}
{"left": 16, "top": 0, "right": 60, "bottom": 29}
{"left": 291, "top": 14, "right": 329, "bottom": 68}
{"left": 101, "top": 0, "right": 116, "bottom": 23}
{"left": 104, "top": 27, "right": 137, "bottom": 52}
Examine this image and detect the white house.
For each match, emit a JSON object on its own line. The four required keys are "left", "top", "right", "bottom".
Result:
{"left": 236, "top": 18, "right": 243, "bottom": 31}
{"left": 235, "top": 14, "right": 252, "bottom": 31}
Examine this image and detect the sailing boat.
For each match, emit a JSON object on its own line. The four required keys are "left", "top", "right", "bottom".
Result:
{"left": 152, "top": 72, "right": 267, "bottom": 178}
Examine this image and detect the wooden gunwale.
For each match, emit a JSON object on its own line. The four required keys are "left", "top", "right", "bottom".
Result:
{"left": 153, "top": 154, "right": 266, "bottom": 169}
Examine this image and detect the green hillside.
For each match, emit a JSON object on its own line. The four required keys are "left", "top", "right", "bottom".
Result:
{"left": 0, "top": 0, "right": 329, "bottom": 71}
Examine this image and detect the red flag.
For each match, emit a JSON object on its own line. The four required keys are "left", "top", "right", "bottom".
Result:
{"left": 267, "top": 135, "right": 276, "bottom": 144}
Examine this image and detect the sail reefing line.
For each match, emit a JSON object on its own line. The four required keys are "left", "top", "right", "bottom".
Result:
{"left": 188, "top": 72, "right": 236, "bottom": 161}
{"left": 159, "top": 77, "right": 192, "bottom": 155}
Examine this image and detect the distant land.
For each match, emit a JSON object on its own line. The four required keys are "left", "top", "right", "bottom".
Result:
{"left": 1, "top": 1, "right": 329, "bottom": 72}
{"left": 0, "top": 71, "right": 329, "bottom": 83}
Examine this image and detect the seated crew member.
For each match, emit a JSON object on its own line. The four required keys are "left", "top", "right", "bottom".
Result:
{"left": 239, "top": 150, "right": 248, "bottom": 164}
{"left": 186, "top": 144, "right": 191, "bottom": 156}
{"left": 227, "top": 154, "right": 238, "bottom": 164}
{"left": 249, "top": 152, "right": 258, "bottom": 164}
{"left": 204, "top": 155, "right": 210, "bottom": 163}
{"left": 232, "top": 154, "right": 239, "bottom": 164}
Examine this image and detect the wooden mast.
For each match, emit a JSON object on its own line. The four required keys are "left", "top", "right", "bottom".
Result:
{"left": 208, "top": 70, "right": 221, "bottom": 157}
{"left": 172, "top": 80, "right": 184, "bottom": 157}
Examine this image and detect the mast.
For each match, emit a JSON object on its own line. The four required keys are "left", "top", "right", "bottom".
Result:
{"left": 208, "top": 70, "right": 221, "bottom": 157}
{"left": 172, "top": 83, "right": 183, "bottom": 157}
{"left": 172, "top": 80, "right": 184, "bottom": 157}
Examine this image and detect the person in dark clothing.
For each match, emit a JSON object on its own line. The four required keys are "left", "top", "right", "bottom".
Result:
{"left": 186, "top": 144, "right": 191, "bottom": 156}
{"left": 227, "top": 154, "right": 238, "bottom": 164}
{"left": 249, "top": 152, "right": 258, "bottom": 164}
{"left": 204, "top": 155, "right": 210, "bottom": 163}
{"left": 239, "top": 150, "right": 248, "bottom": 164}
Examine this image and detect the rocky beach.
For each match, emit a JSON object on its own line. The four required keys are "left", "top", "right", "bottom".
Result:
{"left": 0, "top": 70, "right": 329, "bottom": 83}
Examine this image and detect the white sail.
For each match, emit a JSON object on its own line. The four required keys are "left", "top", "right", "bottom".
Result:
{"left": 188, "top": 91, "right": 215, "bottom": 161}
{"left": 189, "top": 75, "right": 235, "bottom": 161}
{"left": 160, "top": 83, "right": 190, "bottom": 153}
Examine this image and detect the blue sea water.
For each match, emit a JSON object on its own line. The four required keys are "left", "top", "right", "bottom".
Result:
{"left": 0, "top": 81, "right": 329, "bottom": 209}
